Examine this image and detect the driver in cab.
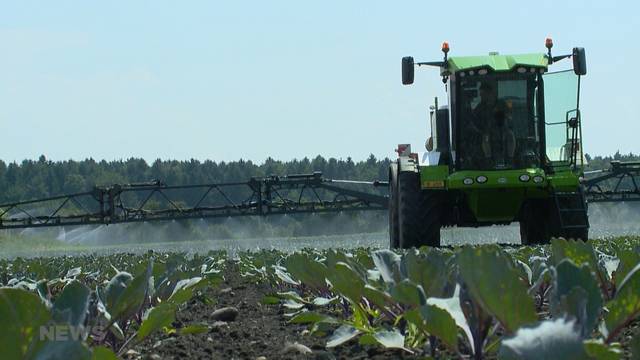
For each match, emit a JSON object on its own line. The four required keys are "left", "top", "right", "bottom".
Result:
{"left": 473, "top": 82, "right": 516, "bottom": 167}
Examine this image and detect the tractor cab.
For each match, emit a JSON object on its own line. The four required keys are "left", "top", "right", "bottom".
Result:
{"left": 392, "top": 40, "right": 589, "bottom": 248}
{"left": 454, "top": 66, "right": 543, "bottom": 171}
{"left": 404, "top": 41, "right": 587, "bottom": 174}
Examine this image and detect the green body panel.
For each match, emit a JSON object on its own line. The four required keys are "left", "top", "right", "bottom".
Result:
{"left": 417, "top": 165, "right": 581, "bottom": 223}
{"left": 419, "top": 165, "right": 449, "bottom": 189}
{"left": 547, "top": 170, "right": 581, "bottom": 192}
{"left": 447, "top": 169, "right": 546, "bottom": 189}
{"left": 447, "top": 53, "right": 548, "bottom": 73}
{"left": 448, "top": 169, "right": 548, "bottom": 222}
{"left": 464, "top": 188, "right": 526, "bottom": 222}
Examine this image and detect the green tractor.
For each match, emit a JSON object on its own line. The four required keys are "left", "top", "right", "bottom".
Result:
{"left": 390, "top": 39, "right": 589, "bottom": 248}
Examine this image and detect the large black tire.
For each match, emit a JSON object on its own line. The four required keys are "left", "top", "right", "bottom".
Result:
{"left": 520, "top": 201, "right": 551, "bottom": 245}
{"left": 397, "top": 171, "right": 443, "bottom": 248}
{"left": 388, "top": 163, "right": 400, "bottom": 248}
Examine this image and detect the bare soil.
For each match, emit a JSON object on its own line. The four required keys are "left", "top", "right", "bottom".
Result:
{"left": 135, "top": 264, "right": 423, "bottom": 360}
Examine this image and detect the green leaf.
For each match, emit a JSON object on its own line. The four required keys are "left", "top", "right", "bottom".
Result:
{"left": 551, "top": 238, "right": 608, "bottom": 294}
{"left": 600, "top": 254, "right": 619, "bottom": 282}
{"left": 0, "top": 288, "right": 51, "bottom": 360}
{"left": 52, "top": 280, "right": 91, "bottom": 326}
{"left": 631, "top": 334, "right": 640, "bottom": 360}
{"left": 167, "top": 276, "right": 203, "bottom": 305}
{"left": 284, "top": 253, "right": 328, "bottom": 290}
{"left": 34, "top": 340, "right": 92, "bottom": 360}
{"left": 312, "top": 296, "right": 337, "bottom": 306}
{"left": 363, "top": 284, "right": 393, "bottom": 310}
{"left": 273, "top": 266, "right": 300, "bottom": 286}
{"left": 137, "top": 303, "right": 177, "bottom": 341}
{"left": 583, "top": 340, "right": 622, "bottom": 360}
{"left": 389, "top": 279, "right": 426, "bottom": 307}
{"left": 325, "top": 249, "right": 366, "bottom": 278}
{"left": 373, "top": 329, "right": 406, "bottom": 350}
{"left": 515, "top": 259, "right": 533, "bottom": 285}
{"left": 529, "top": 255, "right": 551, "bottom": 287}
{"left": 94, "top": 296, "right": 125, "bottom": 340}
{"left": 528, "top": 267, "right": 552, "bottom": 296}
{"left": 283, "top": 299, "right": 305, "bottom": 309}
{"left": 401, "top": 248, "right": 450, "bottom": 297}
{"left": 310, "top": 321, "right": 336, "bottom": 337}
{"left": 109, "top": 260, "right": 153, "bottom": 322}
{"left": 351, "top": 303, "right": 370, "bottom": 330}
{"left": 326, "top": 262, "right": 364, "bottom": 304}
{"left": 65, "top": 267, "right": 82, "bottom": 279}
{"left": 420, "top": 304, "right": 458, "bottom": 351}
{"left": 551, "top": 238, "right": 598, "bottom": 268}
{"left": 14, "top": 279, "right": 37, "bottom": 291}
{"left": 91, "top": 346, "right": 119, "bottom": 360}
{"left": 358, "top": 333, "right": 377, "bottom": 345}
{"left": 499, "top": 318, "right": 587, "bottom": 360}
{"left": 275, "top": 291, "right": 305, "bottom": 302}
{"left": 261, "top": 295, "right": 280, "bottom": 305}
{"left": 552, "top": 259, "right": 603, "bottom": 337}
{"left": 103, "top": 271, "right": 133, "bottom": 311}
{"left": 371, "top": 249, "right": 401, "bottom": 285}
{"left": 289, "top": 312, "right": 337, "bottom": 325}
{"left": 35, "top": 279, "right": 51, "bottom": 306}
{"left": 613, "top": 250, "right": 640, "bottom": 289}
{"left": 604, "top": 263, "right": 640, "bottom": 342}
{"left": 457, "top": 246, "right": 537, "bottom": 333}
{"left": 326, "top": 325, "right": 361, "bottom": 348}
{"left": 179, "top": 324, "right": 209, "bottom": 335}
{"left": 427, "top": 285, "right": 474, "bottom": 354}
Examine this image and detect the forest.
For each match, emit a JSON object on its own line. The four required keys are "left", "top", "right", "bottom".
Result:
{"left": 0, "top": 152, "right": 637, "bottom": 204}
{"left": 0, "top": 154, "right": 389, "bottom": 204}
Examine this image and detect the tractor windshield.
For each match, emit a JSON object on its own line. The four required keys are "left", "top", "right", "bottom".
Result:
{"left": 456, "top": 73, "right": 541, "bottom": 170}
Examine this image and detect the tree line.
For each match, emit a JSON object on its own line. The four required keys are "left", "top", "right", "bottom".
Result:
{"left": 0, "top": 152, "right": 636, "bottom": 204}
{"left": 584, "top": 152, "right": 640, "bottom": 171}
{"left": 0, "top": 155, "right": 390, "bottom": 203}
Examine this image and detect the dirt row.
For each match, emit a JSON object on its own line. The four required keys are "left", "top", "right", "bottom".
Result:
{"left": 135, "top": 265, "right": 421, "bottom": 360}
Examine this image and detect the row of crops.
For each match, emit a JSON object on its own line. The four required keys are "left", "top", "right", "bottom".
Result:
{"left": 1, "top": 237, "right": 640, "bottom": 359}
{"left": 240, "top": 238, "right": 640, "bottom": 359}
{"left": 0, "top": 251, "right": 226, "bottom": 359}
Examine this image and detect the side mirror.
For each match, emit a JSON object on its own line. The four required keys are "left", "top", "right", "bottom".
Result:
{"left": 402, "top": 56, "right": 414, "bottom": 85}
{"left": 572, "top": 47, "right": 587, "bottom": 75}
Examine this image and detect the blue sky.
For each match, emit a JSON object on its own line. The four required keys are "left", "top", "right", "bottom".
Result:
{"left": 0, "top": 1, "right": 637, "bottom": 163}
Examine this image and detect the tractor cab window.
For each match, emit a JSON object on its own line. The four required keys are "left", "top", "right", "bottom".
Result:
{"left": 457, "top": 73, "right": 541, "bottom": 170}
{"left": 543, "top": 70, "right": 582, "bottom": 166}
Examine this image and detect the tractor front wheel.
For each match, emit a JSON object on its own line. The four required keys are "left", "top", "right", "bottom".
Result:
{"left": 520, "top": 201, "right": 551, "bottom": 245}
{"left": 397, "top": 171, "right": 443, "bottom": 248}
{"left": 388, "top": 163, "right": 400, "bottom": 248}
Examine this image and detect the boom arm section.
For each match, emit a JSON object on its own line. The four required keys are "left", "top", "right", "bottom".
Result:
{"left": 584, "top": 161, "right": 640, "bottom": 202}
{"left": 0, "top": 172, "right": 389, "bottom": 230}
{"left": 1, "top": 162, "right": 636, "bottom": 231}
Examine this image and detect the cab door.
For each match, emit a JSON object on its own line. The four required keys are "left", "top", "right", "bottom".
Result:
{"left": 542, "top": 69, "right": 583, "bottom": 168}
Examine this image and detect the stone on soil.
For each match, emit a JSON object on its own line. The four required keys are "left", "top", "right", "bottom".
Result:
{"left": 282, "top": 342, "right": 313, "bottom": 355}
{"left": 211, "top": 306, "right": 239, "bottom": 322}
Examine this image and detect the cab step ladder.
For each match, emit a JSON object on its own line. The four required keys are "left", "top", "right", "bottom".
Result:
{"left": 552, "top": 191, "right": 590, "bottom": 230}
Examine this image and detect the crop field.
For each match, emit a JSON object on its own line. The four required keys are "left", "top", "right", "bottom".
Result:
{"left": 3, "top": 1, "right": 640, "bottom": 359}
{"left": 1, "top": 234, "right": 640, "bottom": 359}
